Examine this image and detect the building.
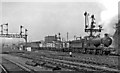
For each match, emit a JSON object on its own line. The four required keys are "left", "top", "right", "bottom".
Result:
{"left": 44, "top": 35, "right": 57, "bottom": 47}
{"left": 44, "top": 35, "right": 63, "bottom": 48}
{"left": 18, "top": 41, "right": 41, "bottom": 51}
{"left": 45, "top": 35, "right": 57, "bottom": 43}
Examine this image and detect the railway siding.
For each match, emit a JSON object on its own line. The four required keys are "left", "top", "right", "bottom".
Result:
{"left": 39, "top": 55, "right": 118, "bottom": 71}
{"left": 35, "top": 50, "right": 118, "bottom": 69}
{"left": 9, "top": 51, "right": 119, "bottom": 72}
{"left": 1, "top": 57, "right": 32, "bottom": 73}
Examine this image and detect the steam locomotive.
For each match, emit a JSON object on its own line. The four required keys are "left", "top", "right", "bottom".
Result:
{"left": 67, "top": 33, "right": 113, "bottom": 55}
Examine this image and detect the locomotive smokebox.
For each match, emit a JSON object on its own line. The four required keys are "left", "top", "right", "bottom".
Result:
{"left": 102, "top": 33, "right": 112, "bottom": 47}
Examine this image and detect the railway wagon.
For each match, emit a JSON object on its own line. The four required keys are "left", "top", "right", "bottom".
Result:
{"left": 68, "top": 39, "right": 84, "bottom": 53}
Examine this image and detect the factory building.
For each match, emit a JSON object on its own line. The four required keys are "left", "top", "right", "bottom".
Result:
{"left": 44, "top": 35, "right": 63, "bottom": 48}
{"left": 18, "top": 41, "right": 40, "bottom": 51}
{"left": 45, "top": 35, "right": 57, "bottom": 43}
{"left": 44, "top": 35, "right": 57, "bottom": 47}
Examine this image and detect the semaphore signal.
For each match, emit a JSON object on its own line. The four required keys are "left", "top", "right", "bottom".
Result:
{"left": 0, "top": 23, "right": 28, "bottom": 43}
{"left": 84, "top": 11, "right": 103, "bottom": 38}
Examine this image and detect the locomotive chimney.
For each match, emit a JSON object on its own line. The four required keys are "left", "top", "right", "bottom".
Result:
{"left": 104, "top": 33, "right": 109, "bottom": 37}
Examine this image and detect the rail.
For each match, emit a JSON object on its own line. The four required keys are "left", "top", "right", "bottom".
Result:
{"left": 1, "top": 57, "right": 36, "bottom": 73}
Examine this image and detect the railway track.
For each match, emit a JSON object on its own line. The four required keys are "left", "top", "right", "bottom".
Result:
{"left": 1, "top": 57, "right": 35, "bottom": 73}
{"left": 35, "top": 50, "right": 119, "bottom": 69}
{"left": 9, "top": 51, "right": 119, "bottom": 72}
{"left": 0, "top": 64, "right": 8, "bottom": 73}
{"left": 33, "top": 55, "right": 119, "bottom": 71}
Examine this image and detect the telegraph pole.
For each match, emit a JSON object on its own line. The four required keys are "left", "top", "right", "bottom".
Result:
{"left": 0, "top": 23, "right": 8, "bottom": 50}
{"left": 19, "top": 25, "right": 28, "bottom": 43}
{"left": 20, "top": 25, "right": 23, "bottom": 38}
{"left": 4, "top": 23, "right": 8, "bottom": 35}
{"left": 25, "top": 29, "right": 28, "bottom": 43}
{"left": 58, "top": 33, "right": 61, "bottom": 41}
{"left": 67, "top": 32, "right": 68, "bottom": 41}
{"left": 1, "top": 25, "right": 3, "bottom": 34}
{"left": 6, "top": 23, "right": 8, "bottom": 35}
{"left": 0, "top": 23, "right": 8, "bottom": 35}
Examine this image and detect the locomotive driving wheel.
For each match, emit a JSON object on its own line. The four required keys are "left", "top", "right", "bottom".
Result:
{"left": 94, "top": 49, "right": 103, "bottom": 55}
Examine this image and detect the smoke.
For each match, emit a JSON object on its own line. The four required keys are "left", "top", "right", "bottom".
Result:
{"left": 97, "top": 0, "right": 119, "bottom": 48}
{"left": 98, "top": 0, "right": 119, "bottom": 37}
{"left": 101, "top": 16, "right": 118, "bottom": 36}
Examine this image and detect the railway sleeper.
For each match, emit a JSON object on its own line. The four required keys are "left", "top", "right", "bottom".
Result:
{"left": 32, "top": 59, "right": 62, "bottom": 71}
{"left": 34, "top": 55, "right": 117, "bottom": 70}
{"left": 43, "top": 59, "right": 98, "bottom": 71}
{"left": 34, "top": 58, "right": 80, "bottom": 71}
{"left": 25, "top": 60, "right": 38, "bottom": 67}
{"left": 58, "top": 56, "right": 118, "bottom": 69}
{"left": 44, "top": 63, "right": 61, "bottom": 71}
{"left": 10, "top": 52, "right": 118, "bottom": 70}
{"left": 32, "top": 60, "right": 46, "bottom": 66}
{"left": 37, "top": 57, "right": 118, "bottom": 70}
{"left": 45, "top": 58, "right": 109, "bottom": 71}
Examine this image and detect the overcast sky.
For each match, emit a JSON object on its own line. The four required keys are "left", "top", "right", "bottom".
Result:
{"left": 1, "top": 0, "right": 119, "bottom": 42}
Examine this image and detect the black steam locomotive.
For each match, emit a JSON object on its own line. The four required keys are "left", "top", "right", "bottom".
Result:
{"left": 67, "top": 33, "right": 113, "bottom": 55}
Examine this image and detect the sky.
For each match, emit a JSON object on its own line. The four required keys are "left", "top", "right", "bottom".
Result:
{"left": 0, "top": 0, "right": 119, "bottom": 42}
